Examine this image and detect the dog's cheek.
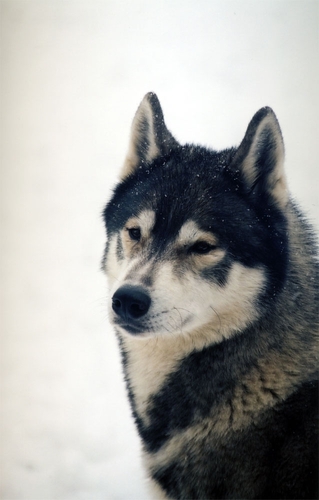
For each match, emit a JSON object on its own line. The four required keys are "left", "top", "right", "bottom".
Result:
{"left": 152, "top": 264, "right": 213, "bottom": 317}
{"left": 210, "top": 263, "right": 267, "bottom": 327}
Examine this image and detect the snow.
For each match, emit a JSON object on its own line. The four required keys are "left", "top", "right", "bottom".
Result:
{"left": 1, "top": 1, "right": 318, "bottom": 499}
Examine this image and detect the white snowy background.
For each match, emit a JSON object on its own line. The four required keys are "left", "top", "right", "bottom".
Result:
{"left": 1, "top": 1, "right": 318, "bottom": 499}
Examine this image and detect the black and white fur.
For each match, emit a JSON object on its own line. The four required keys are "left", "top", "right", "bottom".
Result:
{"left": 103, "top": 93, "right": 318, "bottom": 499}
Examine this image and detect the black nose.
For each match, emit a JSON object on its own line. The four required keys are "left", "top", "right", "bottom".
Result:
{"left": 112, "top": 285, "right": 151, "bottom": 320}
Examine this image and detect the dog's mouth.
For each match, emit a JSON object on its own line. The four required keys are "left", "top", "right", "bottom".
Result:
{"left": 112, "top": 310, "right": 194, "bottom": 337}
{"left": 113, "top": 319, "right": 147, "bottom": 335}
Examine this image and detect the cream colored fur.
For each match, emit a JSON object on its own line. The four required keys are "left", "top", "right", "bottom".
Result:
{"left": 239, "top": 112, "right": 288, "bottom": 209}
{"left": 105, "top": 213, "right": 267, "bottom": 423}
{"left": 121, "top": 98, "right": 160, "bottom": 179}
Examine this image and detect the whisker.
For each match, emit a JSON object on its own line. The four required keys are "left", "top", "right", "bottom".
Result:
{"left": 209, "top": 304, "right": 222, "bottom": 335}
{"left": 172, "top": 307, "right": 184, "bottom": 335}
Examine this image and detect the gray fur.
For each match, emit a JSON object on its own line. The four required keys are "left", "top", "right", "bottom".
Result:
{"left": 103, "top": 93, "right": 318, "bottom": 499}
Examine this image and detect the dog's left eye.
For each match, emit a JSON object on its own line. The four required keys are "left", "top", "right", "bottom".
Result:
{"left": 189, "top": 241, "right": 217, "bottom": 254}
{"left": 127, "top": 227, "right": 141, "bottom": 241}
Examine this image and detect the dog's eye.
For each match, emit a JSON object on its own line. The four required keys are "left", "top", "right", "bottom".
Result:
{"left": 189, "top": 241, "right": 217, "bottom": 254}
{"left": 127, "top": 227, "right": 141, "bottom": 241}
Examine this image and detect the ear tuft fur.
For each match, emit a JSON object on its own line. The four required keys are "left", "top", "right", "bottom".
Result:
{"left": 231, "top": 107, "right": 288, "bottom": 210}
{"left": 120, "top": 93, "right": 178, "bottom": 179}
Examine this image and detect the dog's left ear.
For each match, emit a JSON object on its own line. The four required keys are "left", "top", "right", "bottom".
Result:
{"left": 230, "top": 107, "right": 288, "bottom": 210}
{"left": 120, "top": 92, "right": 178, "bottom": 179}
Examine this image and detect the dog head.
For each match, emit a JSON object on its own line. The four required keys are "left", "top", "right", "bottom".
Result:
{"left": 103, "top": 93, "right": 288, "bottom": 341}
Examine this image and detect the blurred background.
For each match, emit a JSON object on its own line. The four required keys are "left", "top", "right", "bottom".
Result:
{"left": 1, "top": 1, "right": 318, "bottom": 499}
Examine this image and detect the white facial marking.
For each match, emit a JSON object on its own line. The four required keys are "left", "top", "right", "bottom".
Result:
{"left": 104, "top": 235, "right": 121, "bottom": 289}
{"left": 106, "top": 213, "right": 266, "bottom": 342}
{"left": 105, "top": 215, "right": 267, "bottom": 422}
{"left": 140, "top": 260, "right": 265, "bottom": 340}
{"left": 105, "top": 209, "right": 156, "bottom": 289}
{"left": 113, "top": 260, "right": 265, "bottom": 421}
{"left": 135, "top": 209, "right": 155, "bottom": 236}
{"left": 177, "top": 220, "right": 218, "bottom": 247}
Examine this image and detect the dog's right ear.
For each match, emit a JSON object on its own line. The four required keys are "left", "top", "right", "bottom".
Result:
{"left": 120, "top": 93, "right": 178, "bottom": 179}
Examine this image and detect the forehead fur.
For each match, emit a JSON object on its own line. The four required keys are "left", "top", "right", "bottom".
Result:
{"left": 125, "top": 210, "right": 155, "bottom": 233}
{"left": 103, "top": 143, "right": 288, "bottom": 290}
{"left": 104, "top": 145, "right": 234, "bottom": 231}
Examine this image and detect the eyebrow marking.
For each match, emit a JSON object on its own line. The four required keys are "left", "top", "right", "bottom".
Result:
{"left": 125, "top": 210, "right": 156, "bottom": 237}
{"left": 177, "top": 220, "right": 219, "bottom": 247}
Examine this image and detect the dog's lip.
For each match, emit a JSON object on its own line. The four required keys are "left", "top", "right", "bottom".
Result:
{"left": 113, "top": 320, "right": 146, "bottom": 335}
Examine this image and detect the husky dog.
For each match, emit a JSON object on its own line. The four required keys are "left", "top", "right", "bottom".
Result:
{"left": 103, "top": 93, "right": 318, "bottom": 499}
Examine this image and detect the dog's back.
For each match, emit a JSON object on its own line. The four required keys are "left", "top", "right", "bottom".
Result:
{"left": 103, "top": 93, "right": 318, "bottom": 499}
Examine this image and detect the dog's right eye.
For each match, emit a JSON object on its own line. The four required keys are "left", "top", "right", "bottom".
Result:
{"left": 127, "top": 227, "right": 141, "bottom": 241}
{"left": 189, "top": 241, "right": 217, "bottom": 254}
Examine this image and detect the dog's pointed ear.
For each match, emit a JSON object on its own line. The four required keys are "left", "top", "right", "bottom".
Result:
{"left": 230, "top": 107, "right": 288, "bottom": 209}
{"left": 120, "top": 92, "right": 179, "bottom": 179}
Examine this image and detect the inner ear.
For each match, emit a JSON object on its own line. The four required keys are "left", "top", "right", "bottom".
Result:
{"left": 120, "top": 92, "right": 179, "bottom": 179}
{"left": 230, "top": 107, "right": 288, "bottom": 210}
